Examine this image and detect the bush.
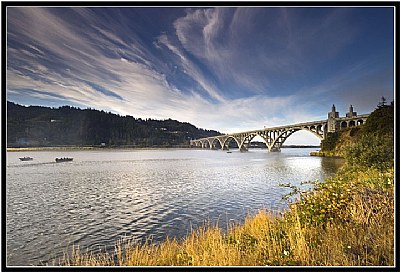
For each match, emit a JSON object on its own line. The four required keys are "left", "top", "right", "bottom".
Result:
{"left": 321, "top": 132, "right": 339, "bottom": 151}
{"left": 343, "top": 103, "right": 394, "bottom": 170}
{"left": 286, "top": 166, "right": 394, "bottom": 227}
{"left": 363, "top": 105, "right": 394, "bottom": 135}
{"left": 344, "top": 132, "right": 393, "bottom": 170}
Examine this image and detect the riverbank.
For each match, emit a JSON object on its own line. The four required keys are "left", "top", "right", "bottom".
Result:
{"left": 57, "top": 162, "right": 393, "bottom": 266}
{"left": 309, "top": 150, "right": 340, "bottom": 157}
{"left": 6, "top": 146, "right": 192, "bottom": 152}
{"left": 8, "top": 146, "right": 320, "bottom": 153}
{"left": 310, "top": 151, "right": 326, "bottom": 157}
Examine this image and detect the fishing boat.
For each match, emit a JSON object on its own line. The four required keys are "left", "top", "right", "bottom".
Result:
{"left": 55, "top": 157, "right": 73, "bottom": 163}
{"left": 19, "top": 157, "right": 33, "bottom": 161}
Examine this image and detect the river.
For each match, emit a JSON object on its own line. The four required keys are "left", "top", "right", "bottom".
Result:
{"left": 6, "top": 148, "right": 343, "bottom": 266}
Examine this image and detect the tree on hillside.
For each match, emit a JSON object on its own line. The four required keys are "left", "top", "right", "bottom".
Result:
{"left": 377, "top": 96, "right": 387, "bottom": 108}
{"left": 345, "top": 102, "right": 394, "bottom": 170}
{"left": 7, "top": 101, "right": 222, "bottom": 147}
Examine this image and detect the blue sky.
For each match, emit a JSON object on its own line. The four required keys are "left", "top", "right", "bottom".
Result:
{"left": 6, "top": 6, "right": 394, "bottom": 144}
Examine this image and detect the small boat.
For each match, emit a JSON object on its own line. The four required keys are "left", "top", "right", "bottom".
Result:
{"left": 226, "top": 151, "right": 232, "bottom": 153}
{"left": 55, "top": 157, "right": 73, "bottom": 163}
{"left": 19, "top": 157, "right": 33, "bottom": 161}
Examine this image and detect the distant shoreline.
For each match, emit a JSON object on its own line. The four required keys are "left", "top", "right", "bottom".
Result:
{"left": 6, "top": 146, "right": 192, "bottom": 152}
{"left": 7, "top": 145, "right": 320, "bottom": 152}
{"left": 281, "top": 145, "right": 320, "bottom": 148}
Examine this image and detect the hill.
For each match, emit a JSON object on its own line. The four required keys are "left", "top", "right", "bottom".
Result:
{"left": 6, "top": 101, "right": 222, "bottom": 148}
{"left": 319, "top": 103, "right": 394, "bottom": 163}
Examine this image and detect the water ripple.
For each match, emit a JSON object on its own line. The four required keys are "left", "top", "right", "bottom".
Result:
{"left": 6, "top": 148, "right": 342, "bottom": 265}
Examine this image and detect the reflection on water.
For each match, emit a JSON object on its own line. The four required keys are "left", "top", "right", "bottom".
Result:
{"left": 6, "top": 148, "right": 342, "bottom": 265}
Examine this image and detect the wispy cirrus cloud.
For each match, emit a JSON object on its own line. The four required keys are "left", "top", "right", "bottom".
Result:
{"left": 172, "top": 8, "right": 302, "bottom": 94}
{"left": 171, "top": 7, "right": 367, "bottom": 98}
{"left": 173, "top": 8, "right": 270, "bottom": 94}
{"left": 6, "top": 7, "right": 394, "bottom": 144}
{"left": 157, "top": 33, "right": 226, "bottom": 103}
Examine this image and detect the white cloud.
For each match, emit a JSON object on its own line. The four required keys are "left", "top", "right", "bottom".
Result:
{"left": 7, "top": 7, "right": 385, "bottom": 147}
{"left": 157, "top": 34, "right": 226, "bottom": 102}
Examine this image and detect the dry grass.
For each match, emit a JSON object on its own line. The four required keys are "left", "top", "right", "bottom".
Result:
{"left": 57, "top": 182, "right": 394, "bottom": 267}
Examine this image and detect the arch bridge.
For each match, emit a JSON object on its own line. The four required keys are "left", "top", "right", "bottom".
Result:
{"left": 190, "top": 105, "right": 369, "bottom": 152}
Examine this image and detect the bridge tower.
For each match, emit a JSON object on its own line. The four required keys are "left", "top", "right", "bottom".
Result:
{"left": 346, "top": 105, "right": 357, "bottom": 118}
{"left": 327, "top": 104, "right": 339, "bottom": 133}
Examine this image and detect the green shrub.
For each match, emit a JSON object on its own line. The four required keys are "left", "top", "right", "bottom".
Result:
{"left": 286, "top": 177, "right": 354, "bottom": 226}
{"left": 344, "top": 132, "right": 393, "bottom": 170}
{"left": 285, "top": 166, "right": 394, "bottom": 227}
{"left": 343, "top": 103, "right": 394, "bottom": 170}
{"left": 321, "top": 132, "right": 339, "bottom": 151}
{"left": 363, "top": 105, "right": 394, "bottom": 135}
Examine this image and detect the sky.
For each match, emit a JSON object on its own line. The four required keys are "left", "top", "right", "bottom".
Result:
{"left": 6, "top": 6, "right": 395, "bottom": 145}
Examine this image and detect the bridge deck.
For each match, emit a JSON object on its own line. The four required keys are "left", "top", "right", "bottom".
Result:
{"left": 191, "top": 112, "right": 370, "bottom": 152}
{"left": 194, "top": 114, "right": 370, "bottom": 140}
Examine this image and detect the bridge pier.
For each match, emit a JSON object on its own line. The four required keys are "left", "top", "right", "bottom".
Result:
{"left": 239, "top": 144, "right": 248, "bottom": 152}
{"left": 269, "top": 146, "right": 281, "bottom": 152}
{"left": 219, "top": 136, "right": 230, "bottom": 150}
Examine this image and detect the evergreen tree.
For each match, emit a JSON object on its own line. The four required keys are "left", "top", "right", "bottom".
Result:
{"left": 6, "top": 101, "right": 222, "bottom": 147}
{"left": 377, "top": 96, "right": 387, "bottom": 108}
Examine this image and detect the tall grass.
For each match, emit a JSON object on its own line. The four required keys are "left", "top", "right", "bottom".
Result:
{"left": 57, "top": 165, "right": 394, "bottom": 266}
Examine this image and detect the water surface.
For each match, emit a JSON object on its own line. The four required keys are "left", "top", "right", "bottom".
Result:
{"left": 6, "top": 148, "right": 343, "bottom": 265}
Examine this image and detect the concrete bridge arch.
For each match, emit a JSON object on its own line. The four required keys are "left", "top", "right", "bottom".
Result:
{"left": 190, "top": 107, "right": 370, "bottom": 153}
{"left": 221, "top": 136, "right": 241, "bottom": 150}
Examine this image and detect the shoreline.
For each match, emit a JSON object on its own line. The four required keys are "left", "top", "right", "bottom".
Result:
{"left": 310, "top": 150, "right": 343, "bottom": 158}
{"left": 6, "top": 146, "right": 193, "bottom": 152}
{"left": 7, "top": 146, "right": 320, "bottom": 152}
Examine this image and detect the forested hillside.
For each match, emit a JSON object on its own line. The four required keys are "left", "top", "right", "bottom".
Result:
{"left": 320, "top": 101, "right": 394, "bottom": 161}
{"left": 7, "top": 101, "right": 221, "bottom": 147}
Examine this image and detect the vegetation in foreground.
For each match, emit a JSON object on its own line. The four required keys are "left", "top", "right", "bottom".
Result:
{"left": 57, "top": 103, "right": 394, "bottom": 266}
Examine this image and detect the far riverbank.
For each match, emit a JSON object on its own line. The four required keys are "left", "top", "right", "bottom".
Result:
{"left": 7, "top": 145, "right": 320, "bottom": 152}
{"left": 6, "top": 146, "right": 192, "bottom": 152}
